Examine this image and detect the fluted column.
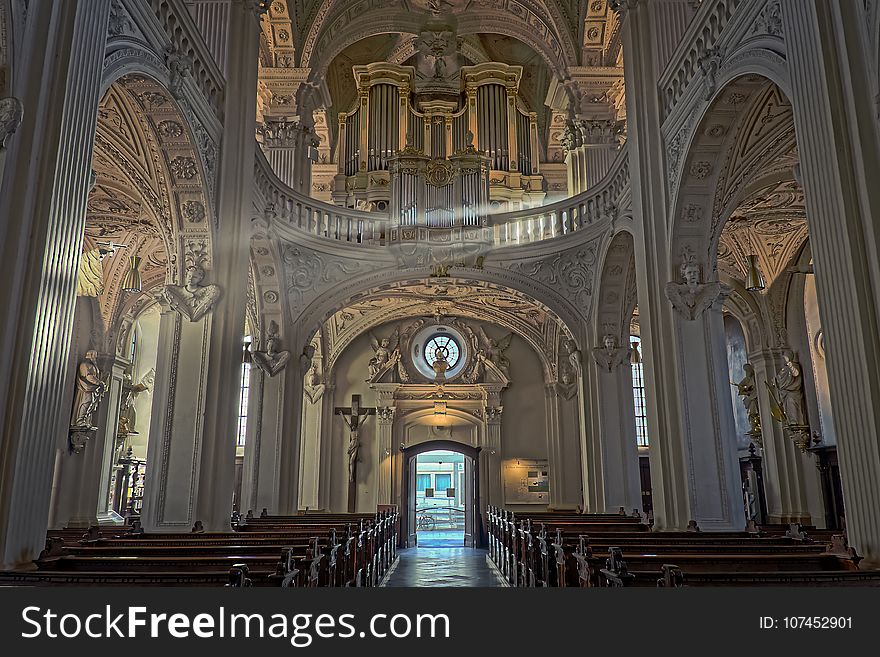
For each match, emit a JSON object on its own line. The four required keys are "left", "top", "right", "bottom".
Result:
{"left": 618, "top": 0, "right": 700, "bottom": 531}
{"left": 781, "top": 0, "right": 880, "bottom": 562}
{"left": 140, "top": 299, "right": 215, "bottom": 531}
{"left": 593, "top": 361, "right": 642, "bottom": 514}
{"left": 375, "top": 407, "right": 395, "bottom": 506}
{"left": 484, "top": 407, "right": 503, "bottom": 508}
{"left": 545, "top": 386, "right": 583, "bottom": 509}
{"left": 192, "top": 0, "right": 263, "bottom": 531}
{"left": 295, "top": 380, "right": 327, "bottom": 511}
{"left": 0, "top": 0, "right": 111, "bottom": 569}
{"left": 96, "top": 357, "right": 128, "bottom": 522}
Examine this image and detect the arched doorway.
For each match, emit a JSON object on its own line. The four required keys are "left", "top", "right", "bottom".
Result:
{"left": 401, "top": 440, "right": 481, "bottom": 549}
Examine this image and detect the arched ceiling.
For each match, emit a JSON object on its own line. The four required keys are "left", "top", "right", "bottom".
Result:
{"left": 84, "top": 74, "right": 212, "bottom": 353}
{"left": 257, "top": 1, "right": 622, "bottom": 122}
{"left": 320, "top": 277, "right": 572, "bottom": 379}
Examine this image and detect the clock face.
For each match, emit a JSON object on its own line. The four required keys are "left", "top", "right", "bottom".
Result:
{"left": 424, "top": 334, "right": 461, "bottom": 368}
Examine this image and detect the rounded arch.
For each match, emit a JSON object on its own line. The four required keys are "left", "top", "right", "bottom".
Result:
{"left": 669, "top": 72, "right": 798, "bottom": 281}
{"left": 86, "top": 71, "right": 216, "bottom": 355}
{"left": 312, "top": 274, "right": 577, "bottom": 384}
{"left": 593, "top": 228, "right": 637, "bottom": 349}
{"left": 302, "top": 8, "right": 570, "bottom": 82}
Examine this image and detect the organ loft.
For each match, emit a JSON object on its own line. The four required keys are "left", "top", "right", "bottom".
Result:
{"left": 2, "top": 0, "right": 880, "bottom": 591}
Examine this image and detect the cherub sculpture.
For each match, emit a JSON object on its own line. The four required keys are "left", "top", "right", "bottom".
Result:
{"left": 476, "top": 327, "right": 513, "bottom": 378}
{"left": 592, "top": 334, "right": 630, "bottom": 372}
{"left": 252, "top": 322, "right": 291, "bottom": 377}
{"left": 163, "top": 262, "right": 222, "bottom": 322}
{"left": 664, "top": 251, "right": 728, "bottom": 320}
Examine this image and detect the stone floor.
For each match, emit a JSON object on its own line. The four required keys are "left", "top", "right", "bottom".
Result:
{"left": 382, "top": 546, "right": 506, "bottom": 587}
{"left": 416, "top": 530, "right": 465, "bottom": 547}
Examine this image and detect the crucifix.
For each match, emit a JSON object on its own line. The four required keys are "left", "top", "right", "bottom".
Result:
{"left": 335, "top": 394, "right": 376, "bottom": 512}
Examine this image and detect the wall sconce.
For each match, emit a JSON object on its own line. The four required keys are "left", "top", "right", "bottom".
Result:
{"left": 121, "top": 255, "right": 142, "bottom": 293}
{"left": 745, "top": 254, "right": 766, "bottom": 292}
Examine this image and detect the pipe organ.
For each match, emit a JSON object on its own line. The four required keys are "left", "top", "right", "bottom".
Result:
{"left": 332, "top": 62, "right": 544, "bottom": 213}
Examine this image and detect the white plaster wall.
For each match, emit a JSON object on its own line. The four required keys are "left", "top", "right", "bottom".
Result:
{"left": 329, "top": 319, "right": 550, "bottom": 512}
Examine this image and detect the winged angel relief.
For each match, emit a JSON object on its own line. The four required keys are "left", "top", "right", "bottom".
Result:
{"left": 465, "top": 327, "right": 513, "bottom": 381}
{"left": 368, "top": 326, "right": 400, "bottom": 380}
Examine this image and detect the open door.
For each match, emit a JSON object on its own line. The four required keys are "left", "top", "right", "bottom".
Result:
{"left": 463, "top": 456, "right": 474, "bottom": 546}
{"left": 406, "top": 454, "right": 418, "bottom": 547}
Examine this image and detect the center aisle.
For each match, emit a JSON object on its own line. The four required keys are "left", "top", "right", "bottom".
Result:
{"left": 382, "top": 547, "right": 506, "bottom": 587}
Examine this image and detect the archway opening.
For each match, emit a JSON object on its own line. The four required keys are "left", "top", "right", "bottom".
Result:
{"left": 414, "top": 449, "right": 467, "bottom": 547}
{"left": 402, "top": 439, "right": 481, "bottom": 549}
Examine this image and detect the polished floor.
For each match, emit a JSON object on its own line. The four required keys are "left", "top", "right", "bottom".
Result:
{"left": 416, "top": 529, "right": 465, "bottom": 547}
{"left": 382, "top": 546, "right": 506, "bottom": 587}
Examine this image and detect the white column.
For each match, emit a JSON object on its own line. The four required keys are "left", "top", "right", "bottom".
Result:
{"left": 296, "top": 382, "right": 329, "bottom": 510}
{"left": 618, "top": 0, "right": 700, "bottom": 531}
{"left": 192, "top": 0, "right": 263, "bottom": 531}
{"left": 140, "top": 301, "right": 213, "bottom": 531}
{"left": 375, "top": 407, "right": 395, "bottom": 506}
{"left": 485, "top": 407, "right": 503, "bottom": 508}
{"left": 0, "top": 0, "right": 111, "bottom": 569}
{"left": 781, "top": 0, "right": 880, "bottom": 563}
{"left": 546, "top": 387, "right": 584, "bottom": 509}
{"left": 241, "top": 368, "right": 287, "bottom": 514}
{"left": 668, "top": 303, "right": 746, "bottom": 531}
{"left": 594, "top": 363, "right": 642, "bottom": 513}
{"left": 96, "top": 358, "right": 128, "bottom": 522}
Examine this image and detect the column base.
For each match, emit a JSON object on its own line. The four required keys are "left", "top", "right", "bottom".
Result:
{"left": 97, "top": 510, "right": 126, "bottom": 526}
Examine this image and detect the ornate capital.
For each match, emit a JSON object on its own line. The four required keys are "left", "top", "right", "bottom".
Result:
{"left": 377, "top": 407, "right": 395, "bottom": 424}
{"left": 0, "top": 97, "right": 24, "bottom": 150}
{"left": 485, "top": 406, "right": 503, "bottom": 424}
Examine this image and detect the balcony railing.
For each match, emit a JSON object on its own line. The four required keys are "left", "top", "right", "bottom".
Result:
{"left": 254, "top": 146, "right": 629, "bottom": 249}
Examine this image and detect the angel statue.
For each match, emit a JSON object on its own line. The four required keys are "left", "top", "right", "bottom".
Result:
{"left": 476, "top": 327, "right": 513, "bottom": 378}
{"left": 367, "top": 327, "right": 400, "bottom": 380}
{"left": 732, "top": 363, "right": 762, "bottom": 445}
{"left": 163, "top": 262, "right": 222, "bottom": 322}
{"left": 664, "top": 252, "right": 729, "bottom": 321}
{"left": 592, "top": 334, "right": 629, "bottom": 372}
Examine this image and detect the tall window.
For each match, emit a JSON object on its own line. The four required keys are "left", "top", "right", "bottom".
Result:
{"left": 435, "top": 473, "right": 452, "bottom": 494}
{"left": 416, "top": 474, "right": 431, "bottom": 492}
{"left": 236, "top": 361, "right": 250, "bottom": 447}
{"left": 630, "top": 336, "right": 649, "bottom": 447}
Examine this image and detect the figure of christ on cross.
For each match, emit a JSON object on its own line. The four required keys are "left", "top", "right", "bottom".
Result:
{"left": 335, "top": 394, "right": 376, "bottom": 512}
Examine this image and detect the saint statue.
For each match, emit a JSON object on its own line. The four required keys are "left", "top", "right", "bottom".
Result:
{"left": 732, "top": 363, "right": 762, "bottom": 442}
{"left": 774, "top": 351, "right": 807, "bottom": 427}
{"left": 117, "top": 368, "right": 152, "bottom": 438}
{"left": 563, "top": 337, "right": 583, "bottom": 375}
{"left": 70, "top": 350, "right": 106, "bottom": 432}
{"left": 163, "top": 263, "right": 222, "bottom": 322}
